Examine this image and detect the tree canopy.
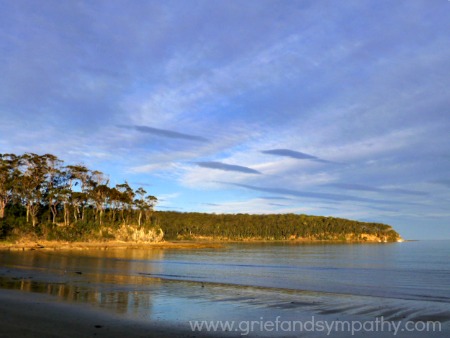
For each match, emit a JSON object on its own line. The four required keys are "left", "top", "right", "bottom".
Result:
{"left": 0, "top": 152, "right": 157, "bottom": 240}
{"left": 0, "top": 152, "right": 401, "bottom": 243}
{"left": 156, "top": 211, "right": 401, "bottom": 242}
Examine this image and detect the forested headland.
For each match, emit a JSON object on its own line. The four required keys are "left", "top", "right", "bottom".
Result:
{"left": 156, "top": 211, "right": 401, "bottom": 242}
{"left": 0, "top": 152, "right": 402, "bottom": 244}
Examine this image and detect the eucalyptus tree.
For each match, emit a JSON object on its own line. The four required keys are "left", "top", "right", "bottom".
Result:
{"left": 40, "top": 154, "right": 65, "bottom": 224}
{"left": 1, "top": 152, "right": 160, "bottom": 232}
{"left": 144, "top": 195, "right": 158, "bottom": 225}
{"left": 108, "top": 187, "right": 122, "bottom": 223}
{"left": 18, "top": 153, "right": 48, "bottom": 226}
{"left": 134, "top": 187, "right": 146, "bottom": 226}
{"left": 87, "top": 170, "right": 110, "bottom": 225}
{"left": 66, "top": 164, "right": 90, "bottom": 221}
{"left": 115, "top": 182, "right": 135, "bottom": 224}
{"left": 92, "top": 184, "right": 111, "bottom": 226}
{"left": 65, "top": 164, "right": 90, "bottom": 221}
{"left": 0, "top": 153, "right": 19, "bottom": 219}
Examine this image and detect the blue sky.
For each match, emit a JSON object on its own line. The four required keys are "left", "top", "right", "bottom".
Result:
{"left": 1, "top": 0, "right": 449, "bottom": 240}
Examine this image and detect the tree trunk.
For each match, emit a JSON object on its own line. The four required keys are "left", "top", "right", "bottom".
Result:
{"left": 66, "top": 207, "right": 70, "bottom": 226}
{"left": 29, "top": 203, "right": 39, "bottom": 227}
{"left": 26, "top": 204, "right": 30, "bottom": 223}
{"left": 50, "top": 205, "right": 57, "bottom": 224}
{"left": 0, "top": 200, "right": 5, "bottom": 219}
{"left": 63, "top": 203, "right": 70, "bottom": 226}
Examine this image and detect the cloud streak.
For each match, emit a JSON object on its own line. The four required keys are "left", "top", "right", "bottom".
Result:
{"left": 119, "top": 125, "right": 208, "bottom": 142}
{"left": 261, "top": 149, "right": 334, "bottom": 164}
{"left": 225, "top": 182, "right": 406, "bottom": 205}
{"left": 326, "top": 183, "right": 427, "bottom": 196}
{"left": 0, "top": 1, "right": 449, "bottom": 239}
{"left": 197, "top": 162, "right": 261, "bottom": 174}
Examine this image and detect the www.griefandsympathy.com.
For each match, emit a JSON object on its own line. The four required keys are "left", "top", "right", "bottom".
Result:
{"left": 189, "top": 316, "right": 442, "bottom": 336}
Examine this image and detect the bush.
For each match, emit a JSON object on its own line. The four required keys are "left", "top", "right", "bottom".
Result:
{"left": 0, "top": 220, "right": 12, "bottom": 239}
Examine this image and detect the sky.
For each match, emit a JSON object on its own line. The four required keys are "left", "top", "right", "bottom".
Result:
{"left": 0, "top": 0, "right": 449, "bottom": 240}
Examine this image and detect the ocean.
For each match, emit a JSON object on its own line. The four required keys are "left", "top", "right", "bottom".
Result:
{"left": 1, "top": 240, "right": 449, "bottom": 337}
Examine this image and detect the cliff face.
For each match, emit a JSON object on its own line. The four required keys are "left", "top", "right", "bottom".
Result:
{"left": 341, "top": 231, "right": 403, "bottom": 242}
{"left": 99, "top": 225, "right": 164, "bottom": 242}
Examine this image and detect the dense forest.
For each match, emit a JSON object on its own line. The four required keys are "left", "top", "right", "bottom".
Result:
{"left": 1, "top": 152, "right": 401, "bottom": 243}
{"left": 156, "top": 211, "right": 401, "bottom": 242}
{"left": 0, "top": 152, "right": 159, "bottom": 241}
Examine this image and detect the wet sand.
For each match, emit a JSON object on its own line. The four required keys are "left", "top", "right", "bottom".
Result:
{"left": 1, "top": 286, "right": 448, "bottom": 338}
{"left": 1, "top": 244, "right": 448, "bottom": 337}
{"left": 0, "top": 289, "right": 221, "bottom": 338}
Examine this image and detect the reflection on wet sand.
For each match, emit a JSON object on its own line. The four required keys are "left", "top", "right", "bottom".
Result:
{"left": 0, "top": 274, "right": 162, "bottom": 316}
{"left": 1, "top": 247, "right": 449, "bottom": 333}
{"left": 0, "top": 248, "right": 169, "bottom": 316}
{"left": 2, "top": 272, "right": 450, "bottom": 327}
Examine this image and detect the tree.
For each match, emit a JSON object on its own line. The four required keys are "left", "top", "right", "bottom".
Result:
{"left": 0, "top": 154, "right": 19, "bottom": 219}
{"left": 134, "top": 187, "right": 147, "bottom": 226}
{"left": 0, "top": 152, "right": 167, "bottom": 240}
{"left": 18, "top": 153, "right": 47, "bottom": 226}
{"left": 115, "top": 182, "right": 134, "bottom": 224}
{"left": 145, "top": 195, "right": 157, "bottom": 225}
{"left": 41, "top": 154, "right": 65, "bottom": 224}
{"left": 86, "top": 170, "right": 109, "bottom": 225}
{"left": 66, "top": 164, "right": 90, "bottom": 220}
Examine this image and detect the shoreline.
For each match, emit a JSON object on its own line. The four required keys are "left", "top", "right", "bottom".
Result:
{"left": 0, "top": 238, "right": 405, "bottom": 251}
{"left": 0, "top": 239, "right": 225, "bottom": 251}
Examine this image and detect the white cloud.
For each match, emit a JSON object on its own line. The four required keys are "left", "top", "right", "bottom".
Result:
{"left": 1, "top": 1, "right": 449, "bottom": 238}
{"left": 201, "top": 198, "right": 313, "bottom": 215}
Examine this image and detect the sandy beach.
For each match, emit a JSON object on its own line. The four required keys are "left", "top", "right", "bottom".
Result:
{"left": 1, "top": 287, "right": 448, "bottom": 338}
{"left": 1, "top": 242, "right": 448, "bottom": 338}
{"left": 0, "top": 240, "right": 225, "bottom": 251}
{"left": 0, "top": 237, "right": 395, "bottom": 252}
{"left": 0, "top": 288, "right": 221, "bottom": 338}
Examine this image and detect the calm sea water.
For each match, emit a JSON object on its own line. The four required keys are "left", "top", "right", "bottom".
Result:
{"left": 135, "top": 240, "right": 450, "bottom": 302}
{"left": 1, "top": 240, "right": 449, "bottom": 334}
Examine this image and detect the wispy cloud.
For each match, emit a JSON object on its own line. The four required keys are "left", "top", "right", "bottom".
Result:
{"left": 196, "top": 162, "right": 261, "bottom": 175}
{"left": 119, "top": 125, "right": 208, "bottom": 142}
{"left": 1, "top": 1, "right": 449, "bottom": 239}
{"left": 268, "top": 202, "right": 289, "bottom": 207}
{"left": 259, "top": 196, "right": 292, "bottom": 200}
{"left": 326, "top": 183, "right": 427, "bottom": 196}
{"left": 202, "top": 198, "right": 312, "bottom": 215}
{"left": 225, "top": 182, "right": 401, "bottom": 205}
{"left": 261, "top": 149, "right": 334, "bottom": 164}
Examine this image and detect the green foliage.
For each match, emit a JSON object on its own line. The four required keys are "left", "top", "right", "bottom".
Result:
{"left": 156, "top": 211, "right": 401, "bottom": 242}
{"left": 0, "top": 152, "right": 402, "bottom": 243}
{"left": 0, "top": 152, "right": 160, "bottom": 242}
{"left": 0, "top": 219, "right": 12, "bottom": 239}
